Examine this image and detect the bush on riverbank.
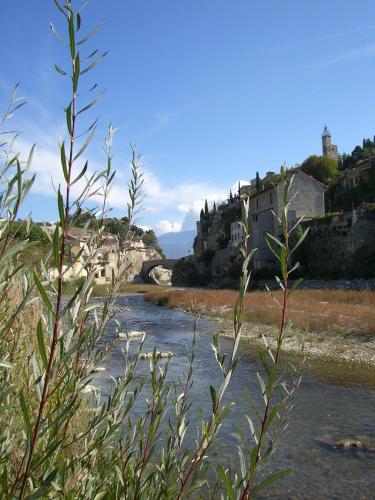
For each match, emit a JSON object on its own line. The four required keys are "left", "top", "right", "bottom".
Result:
{"left": 0, "top": 2, "right": 304, "bottom": 498}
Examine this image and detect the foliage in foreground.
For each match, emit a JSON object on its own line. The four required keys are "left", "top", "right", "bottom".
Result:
{"left": 0, "top": 1, "right": 306, "bottom": 498}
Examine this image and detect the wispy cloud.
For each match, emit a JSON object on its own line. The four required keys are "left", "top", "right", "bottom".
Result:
{"left": 154, "top": 113, "right": 173, "bottom": 127}
{"left": 271, "top": 24, "right": 375, "bottom": 53}
{"left": 322, "top": 42, "right": 375, "bottom": 66}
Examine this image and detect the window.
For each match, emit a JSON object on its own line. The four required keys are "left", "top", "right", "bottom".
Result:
{"left": 287, "top": 210, "right": 296, "bottom": 222}
{"left": 101, "top": 269, "right": 105, "bottom": 277}
{"left": 269, "top": 192, "right": 273, "bottom": 204}
{"left": 252, "top": 214, "right": 258, "bottom": 222}
{"left": 256, "top": 198, "right": 259, "bottom": 209}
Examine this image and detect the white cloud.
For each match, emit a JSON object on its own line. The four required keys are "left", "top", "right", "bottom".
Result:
{"left": 11, "top": 121, "right": 245, "bottom": 237}
{"left": 145, "top": 206, "right": 163, "bottom": 214}
{"left": 231, "top": 179, "right": 250, "bottom": 193}
{"left": 156, "top": 220, "right": 182, "bottom": 234}
{"left": 177, "top": 203, "right": 191, "bottom": 214}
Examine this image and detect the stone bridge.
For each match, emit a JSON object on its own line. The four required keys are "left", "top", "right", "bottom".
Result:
{"left": 141, "top": 259, "right": 178, "bottom": 282}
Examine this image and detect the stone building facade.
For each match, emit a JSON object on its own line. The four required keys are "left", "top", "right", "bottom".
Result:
{"left": 237, "top": 170, "right": 325, "bottom": 269}
{"left": 50, "top": 230, "right": 161, "bottom": 284}
{"left": 337, "top": 157, "right": 374, "bottom": 192}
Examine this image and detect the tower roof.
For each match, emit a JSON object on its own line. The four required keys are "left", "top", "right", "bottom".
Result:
{"left": 322, "top": 125, "right": 331, "bottom": 137}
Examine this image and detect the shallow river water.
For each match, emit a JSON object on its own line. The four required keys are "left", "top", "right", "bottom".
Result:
{"left": 94, "top": 294, "right": 375, "bottom": 499}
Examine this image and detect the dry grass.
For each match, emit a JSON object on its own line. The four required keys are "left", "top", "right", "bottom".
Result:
{"left": 144, "top": 288, "right": 375, "bottom": 338}
{"left": 62, "top": 281, "right": 167, "bottom": 297}
{"left": 92, "top": 283, "right": 167, "bottom": 296}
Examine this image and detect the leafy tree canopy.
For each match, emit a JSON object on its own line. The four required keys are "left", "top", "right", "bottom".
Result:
{"left": 300, "top": 155, "right": 338, "bottom": 185}
{"left": 340, "top": 138, "right": 375, "bottom": 170}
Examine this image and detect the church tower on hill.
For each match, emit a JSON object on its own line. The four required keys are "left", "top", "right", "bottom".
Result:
{"left": 322, "top": 126, "right": 339, "bottom": 162}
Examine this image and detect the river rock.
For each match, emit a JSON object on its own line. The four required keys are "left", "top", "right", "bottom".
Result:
{"left": 140, "top": 351, "right": 174, "bottom": 360}
{"left": 149, "top": 265, "right": 172, "bottom": 286}
{"left": 92, "top": 366, "right": 106, "bottom": 372}
{"left": 118, "top": 331, "right": 146, "bottom": 339}
{"left": 315, "top": 437, "right": 375, "bottom": 452}
{"left": 82, "top": 384, "right": 99, "bottom": 394}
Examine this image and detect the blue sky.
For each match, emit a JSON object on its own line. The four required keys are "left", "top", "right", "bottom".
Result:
{"left": 1, "top": 1, "right": 375, "bottom": 233}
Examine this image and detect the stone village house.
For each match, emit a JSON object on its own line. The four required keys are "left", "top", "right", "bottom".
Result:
{"left": 231, "top": 169, "right": 325, "bottom": 270}
{"left": 49, "top": 228, "right": 160, "bottom": 284}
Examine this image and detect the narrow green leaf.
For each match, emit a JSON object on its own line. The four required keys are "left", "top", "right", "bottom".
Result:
{"left": 73, "top": 53, "right": 80, "bottom": 93}
{"left": 32, "top": 271, "right": 53, "bottom": 313}
{"left": 77, "top": 91, "right": 104, "bottom": 116}
{"left": 55, "top": 64, "right": 67, "bottom": 76}
{"left": 264, "top": 403, "right": 281, "bottom": 433}
{"left": 57, "top": 188, "right": 65, "bottom": 225}
{"left": 209, "top": 385, "right": 217, "bottom": 411}
{"left": 290, "top": 226, "right": 310, "bottom": 255}
{"left": 60, "top": 142, "right": 68, "bottom": 181}
{"left": 265, "top": 231, "right": 284, "bottom": 249}
{"left": 52, "top": 224, "right": 60, "bottom": 268}
{"left": 76, "top": 12, "right": 81, "bottom": 31}
{"left": 65, "top": 103, "right": 72, "bottom": 136}
{"left": 68, "top": 12, "right": 76, "bottom": 59}
{"left": 36, "top": 320, "right": 48, "bottom": 369}
{"left": 50, "top": 22, "right": 64, "bottom": 42}
{"left": 83, "top": 49, "right": 99, "bottom": 61}
{"left": 19, "top": 389, "right": 32, "bottom": 436}
{"left": 81, "top": 51, "right": 109, "bottom": 74}
{"left": 77, "top": 22, "right": 104, "bottom": 45}
{"left": 264, "top": 233, "right": 281, "bottom": 262}
{"left": 251, "top": 469, "right": 293, "bottom": 496}
{"left": 71, "top": 161, "right": 88, "bottom": 185}
{"left": 73, "top": 127, "right": 95, "bottom": 161}
{"left": 217, "top": 465, "right": 235, "bottom": 500}
{"left": 53, "top": 0, "right": 67, "bottom": 18}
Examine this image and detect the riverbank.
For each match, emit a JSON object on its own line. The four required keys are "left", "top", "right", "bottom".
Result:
{"left": 62, "top": 281, "right": 167, "bottom": 297}
{"left": 144, "top": 288, "right": 375, "bottom": 366}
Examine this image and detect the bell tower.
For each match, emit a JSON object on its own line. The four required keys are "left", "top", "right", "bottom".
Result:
{"left": 322, "top": 126, "right": 338, "bottom": 162}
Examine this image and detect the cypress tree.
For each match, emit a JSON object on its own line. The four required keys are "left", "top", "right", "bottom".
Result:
{"left": 200, "top": 208, "right": 204, "bottom": 220}
{"left": 213, "top": 201, "right": 217, "bottom": 213}
{"left": 204, "top": 199, "right": 209, "bottom": 216}
{"left": 229, "top": 190, "right": 233, "bottom": 201}
{"left": 256, "top": 171, "right": 261, "bottom": 191}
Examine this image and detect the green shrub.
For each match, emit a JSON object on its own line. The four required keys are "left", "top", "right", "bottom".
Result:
{"left": 0, "top": 3, "right": 302, "bottom": 498}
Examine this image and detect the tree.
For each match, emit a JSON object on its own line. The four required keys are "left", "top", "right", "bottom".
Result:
{"left": 300, "top": 155, "right": 338, "bottom": 185}
{"left": 142, "top": 229, "right": 156, "bottom": 246}
{"left": 200, "top": 208, "right": 204, "bottom": 220}
{"left": 204, "top": 199, "right": 209, "bottom": 216}
{"left": 213, "top": 201, "right": 217, "bottom": 213}
{"left": 229, "top": 190, "right": 233, "bottom": 202}
{"left": 256, "top": 171, "right": 261, "bottom": 191}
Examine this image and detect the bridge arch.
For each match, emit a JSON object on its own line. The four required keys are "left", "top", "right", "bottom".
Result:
{"left": 141, "top": 259, "right": 178, "bottom": 282}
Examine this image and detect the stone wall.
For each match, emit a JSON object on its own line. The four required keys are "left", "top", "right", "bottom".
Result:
{"left": 299, "top": 209, "right": 375, "bottom": 278}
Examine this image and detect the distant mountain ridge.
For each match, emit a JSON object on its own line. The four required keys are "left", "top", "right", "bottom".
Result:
{"left": 157, "top": 230, "right": 195, "bottom": 259}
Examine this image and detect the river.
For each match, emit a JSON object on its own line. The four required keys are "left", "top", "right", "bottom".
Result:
{"left": 93, "top": 293, "right": 375, "bottom": 498}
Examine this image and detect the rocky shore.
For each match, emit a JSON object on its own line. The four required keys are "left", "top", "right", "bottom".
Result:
{"left": 254, "top": 278, "right": 375, "bottom": 291}
{"left": 198, "top": 310, "right": 375, "bottom": 367}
